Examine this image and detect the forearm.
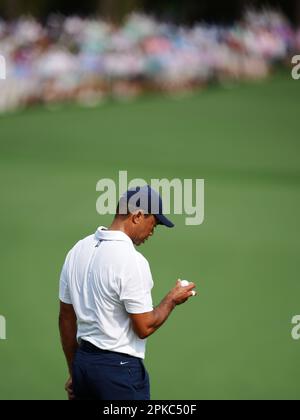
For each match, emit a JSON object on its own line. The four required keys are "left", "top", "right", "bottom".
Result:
{"left": 146, "top": 294, "right": 176, "bottom": 337}
{"left": 59, "top": 317, "right": 78, "bottom": 375}
{"left": 129, "top": 280, "right": 196, "bottom": 339}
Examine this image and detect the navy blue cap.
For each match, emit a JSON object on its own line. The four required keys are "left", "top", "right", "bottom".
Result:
{"left": 118, "top": 185, "right": 175, "bottom": 228}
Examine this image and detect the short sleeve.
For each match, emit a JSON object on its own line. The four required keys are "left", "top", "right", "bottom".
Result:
{"left": 59, "top": 256, "right": 72, "bottom": 304}
{"left": 119, "top": 253, "right": 154, "bottom": 314}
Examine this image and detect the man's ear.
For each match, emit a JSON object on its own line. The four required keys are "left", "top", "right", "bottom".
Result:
{"left": 132, "top": 210, "right": 144, "bottom": 225}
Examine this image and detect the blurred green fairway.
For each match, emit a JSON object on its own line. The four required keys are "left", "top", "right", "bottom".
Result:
{"left": 1, "top": 73, "right": 300, "bottom": 400}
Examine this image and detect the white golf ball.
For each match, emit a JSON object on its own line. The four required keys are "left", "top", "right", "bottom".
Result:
{"left": 180, "top": 280, "right": 196, "bottom": 296}
{"left": 180, "top": 280, "right": 190, "bottom": 287}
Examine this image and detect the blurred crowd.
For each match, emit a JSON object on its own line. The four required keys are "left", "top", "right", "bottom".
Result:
{"left": 0, "top": 9, "right": 299, "bottom": 112}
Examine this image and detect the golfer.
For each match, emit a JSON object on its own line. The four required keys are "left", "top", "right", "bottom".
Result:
{"left": 59, "top": 185, "right": 196, "bottom": 400}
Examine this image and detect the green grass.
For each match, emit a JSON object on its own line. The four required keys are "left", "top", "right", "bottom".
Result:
{"left": 0, "top": 73, "right": 300, "bottom": 400}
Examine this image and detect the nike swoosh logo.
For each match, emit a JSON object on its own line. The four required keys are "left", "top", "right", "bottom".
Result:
{"left": 120, "top": 362, "right": 129, "bottom": 365}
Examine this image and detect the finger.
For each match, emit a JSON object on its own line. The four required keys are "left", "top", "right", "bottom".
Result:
{"left": 189, "top": 290, "right": 197, "bottom": 297}
{"left": 67, "top": 388, "right": 75, "bottom": 399}
{"left": 65, "top": 384, "right": 72, "bottom": 393}
{"left": 185, "top": 283, "right": 196, "bottom": 290}
{"left": 68, "top": 393, "right": 75, "bottom": 401}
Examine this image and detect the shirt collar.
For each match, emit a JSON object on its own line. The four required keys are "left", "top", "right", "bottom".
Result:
{"left": 95, "top": 226, "right": 133, "bottom": 244}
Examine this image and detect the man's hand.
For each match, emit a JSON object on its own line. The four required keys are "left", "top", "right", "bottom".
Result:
{"left": 65, "top": 376, "right": 75, "bottom": 400}
{"left": 129, "top": 279, "right": 197, "bottom": 339}
{"left": 168, "top": 279, "right": 197, "bottom": 306}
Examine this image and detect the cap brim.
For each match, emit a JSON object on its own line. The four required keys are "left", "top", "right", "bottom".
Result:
{"left": 156, "top": 214, "right": 175, "bottom": 228}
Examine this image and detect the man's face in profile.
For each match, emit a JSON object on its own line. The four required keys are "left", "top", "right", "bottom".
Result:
{"left": 131, "top": 213, "right": 158, "bottom": 246}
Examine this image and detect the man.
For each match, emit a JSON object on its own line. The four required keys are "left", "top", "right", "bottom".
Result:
{"left": 59, "top": 185, "right": 197, "bottom": 400}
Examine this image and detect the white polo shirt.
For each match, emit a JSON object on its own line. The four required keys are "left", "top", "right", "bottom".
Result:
{"left": 59, "top": 227, "right": 154, "bottom": 359}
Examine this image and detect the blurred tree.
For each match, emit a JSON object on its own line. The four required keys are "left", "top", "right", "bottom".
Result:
{"left": 0, "top": 0, "right": 19, "bottom": 19}
{"left": 0, "top": 0, "right": 298, "bottom": 24}
{"left": 97, "top": 0, "right": 143, "bottom": 23}
{"left": 0, "top": 0, "right": 41, "bottom": 19}
{"left": 295, "top": 0, "right": 300, "bottom": 24}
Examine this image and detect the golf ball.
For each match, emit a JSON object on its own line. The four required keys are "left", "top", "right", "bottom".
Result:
{"left": 180, "top": 280, "right": 196, "bottom": 296}
{"left": 180, "top": 280, "right": 190, "bottom": 287}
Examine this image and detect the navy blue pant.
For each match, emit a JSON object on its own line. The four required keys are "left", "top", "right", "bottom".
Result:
{"left": 72, "top": 341, "right": 150, "bottom": 400}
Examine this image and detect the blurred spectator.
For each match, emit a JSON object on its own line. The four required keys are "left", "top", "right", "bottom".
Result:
{"left": 0, "top": 9, "right": 298, "bottom": 112}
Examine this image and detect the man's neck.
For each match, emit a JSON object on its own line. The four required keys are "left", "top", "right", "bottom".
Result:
{"left": 108, "top": 219, "right": 128, "bottom": 236}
